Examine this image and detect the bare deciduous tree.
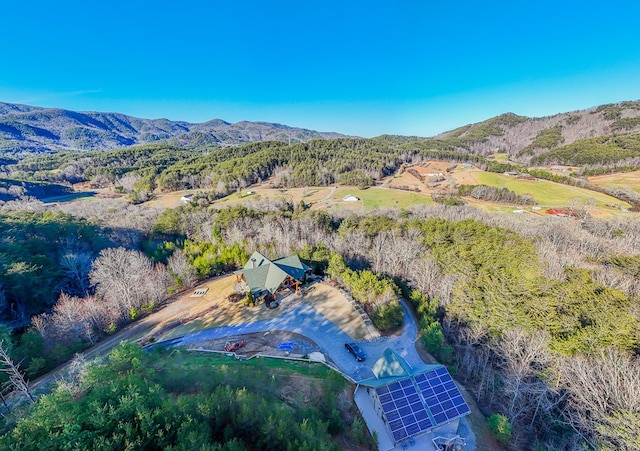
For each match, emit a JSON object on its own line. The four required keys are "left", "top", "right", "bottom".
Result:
{"left": 0, "top": 340, "right": 34, "bottom": 402}
{"left": 558, "top": 348, "right": 640, "bottom": 449}
{"left": 167, "top": 249, "right": 197, "bottom": 289}
{"left": 60, "top": 252, "right": 93, "bottom": 296}
{"left": 90, "top": 247, "right": 168, "bottom": 319}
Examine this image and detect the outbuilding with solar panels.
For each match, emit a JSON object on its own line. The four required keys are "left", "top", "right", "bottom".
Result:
{"left": 354, "top": 349, "right": 471, "bottom": 449}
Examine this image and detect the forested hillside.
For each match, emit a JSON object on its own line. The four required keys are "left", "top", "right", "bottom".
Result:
{"left": 0, "top": 102, "right": 345, "bottom": 155}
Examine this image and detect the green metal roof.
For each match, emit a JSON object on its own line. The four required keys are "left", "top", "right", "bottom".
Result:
{"left": 273, "top": 255, "right": 311, "bottom": 282}
{"left": 235, "top": 252, "right": 310, "bottom": 294}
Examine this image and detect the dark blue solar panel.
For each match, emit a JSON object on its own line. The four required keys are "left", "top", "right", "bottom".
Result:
{"left": 445, "top": 408, "right": 458, "bottom": 419}
{"left": 382, "top": 402, "right": 395, "bottom": 413}
{"left": 403, "top": 385, "right": 417, "bottom": 395}
{"left": 410, "top": 402, "right": 423, "bottom": 413}
{"left": 388, "top": 382, "right": 401, "bottom": 391}
{"left": 376, "top": 386, "right": 389, "bottom": 394}
{"left": 417, "top": 367, "right": 472, "bottom": 428}
{"left": 393, "top": 428, "right": 408, "bottom": 441}
{"left": 401, "top": 414, "right": 416, "bottom": 427}
{"left": 434, "top": 412, "right": 447, "bottom": 424}
{"left": 386, "top": 410, "right": 400, "bottom": 421}
{"left": 444, "top": 380, "right": 456, "bottom": 391}
{"left": 426, "top": 371, "right": 440, "bottom": 382}
{"left": 406, "top": 422, "right": 421, "bottom": 435}
{"left": 414, "top": 410, "right": 427, "bottom": 420}
{"left": 380, "top": 375, "right": 470, "bottom": 443}
{"left": 435, "top": 367, "right": 448, "bottom": 377}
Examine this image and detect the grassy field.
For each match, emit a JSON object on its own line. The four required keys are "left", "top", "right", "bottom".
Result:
{"left": 469, "top": 171, "right": 631, "bottom": 210}
{"left": 328, "top": 186, "right": 433, "bottom": 211}
{"left": 589, "top": 170, "right": 640, "bottom": 194}
{"left": 211, "top": 185, "right": 434, "bottom": 212}
{"left": 491, "top": 153, "right": 510, "bottom": 162}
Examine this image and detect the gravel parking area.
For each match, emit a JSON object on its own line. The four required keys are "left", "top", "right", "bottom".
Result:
{"left": 171, "top": 298, "right": 420, "bottom": 382}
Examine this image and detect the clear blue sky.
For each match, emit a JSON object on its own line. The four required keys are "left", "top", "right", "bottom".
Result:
{"left": 2, "top": 1, "right": 640, "bottom": 137}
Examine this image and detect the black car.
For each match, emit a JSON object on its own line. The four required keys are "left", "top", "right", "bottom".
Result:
{"left": 345, "top": 343, "right": 366, "bottom": 361}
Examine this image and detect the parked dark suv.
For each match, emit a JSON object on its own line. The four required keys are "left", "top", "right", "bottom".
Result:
{"left": 345, "top": 343, "right": 366, "bottom": 361}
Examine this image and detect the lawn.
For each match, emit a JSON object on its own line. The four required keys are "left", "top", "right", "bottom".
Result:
{"left": 470, "top": 171, "right": 630, "bottom": 210}
{"left": 172, "top": 350, "right": 339, "bottom": 378}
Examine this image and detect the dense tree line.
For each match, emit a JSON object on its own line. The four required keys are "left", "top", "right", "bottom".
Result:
{"left": 457, "top": 184, "right": 535, "bottom": 205}
{"left": 0, "top": 343, "right": 372, "bottom": 450}
{"left": 531, "top": 133, "right": 640, "bottom": 166}
{"left": 0, "top": 210, "right": 109, "bottom": 321}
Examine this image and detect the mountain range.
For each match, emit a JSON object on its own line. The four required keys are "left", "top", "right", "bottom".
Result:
{"left": 0, "top": 102, "right": 346, "bottom": 155}
{"left": 2, "top": 100, "right": 640, "bottom": 163}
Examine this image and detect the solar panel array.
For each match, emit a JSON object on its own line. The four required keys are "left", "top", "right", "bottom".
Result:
{"left": 414, "top": 367, "right": 471, "bottom": 426}
{"left": 376, "top": 379, "right": 433, "bottom": 442}
{"left": 375, "top": 367, "right": 470, "bottom": 443}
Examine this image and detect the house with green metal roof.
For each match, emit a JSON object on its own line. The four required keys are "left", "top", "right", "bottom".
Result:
{"left": 234, "top": 251, "right": 312, "bottom": 299}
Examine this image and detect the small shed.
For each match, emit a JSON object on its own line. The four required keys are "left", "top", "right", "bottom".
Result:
{"left": 180, "top": 194, "right": 194, "bottom": 203}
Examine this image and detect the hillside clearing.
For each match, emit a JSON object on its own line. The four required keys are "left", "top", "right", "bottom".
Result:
{"left": 460, "top": 170, "right": 630, "bottom": 212}
{"left": 589, "top": 170, "right": 640, "bottom": 194}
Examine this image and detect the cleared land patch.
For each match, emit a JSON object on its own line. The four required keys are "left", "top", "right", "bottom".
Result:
{"left": 589, "top": 170, "right": 640, "bottom": 194}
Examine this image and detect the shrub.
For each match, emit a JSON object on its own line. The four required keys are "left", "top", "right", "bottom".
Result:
{"left": 371, "top": 301, "right": 403, "bottom": 331}
{"left": 488, "top": 413, "right": 513, "bottom": 443}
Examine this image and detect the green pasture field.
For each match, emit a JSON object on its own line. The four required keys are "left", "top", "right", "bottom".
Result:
{"left": 328, "top": 186, "right": 434, "bottom": 211}
{"left": 470, "top": 171, "right": 630, "bottom": 209}
{"left": 213, "top": 185, "right": 434, "bottom": 211}
{"left": 588, "top": 170, "right": 640, "bottom": 194}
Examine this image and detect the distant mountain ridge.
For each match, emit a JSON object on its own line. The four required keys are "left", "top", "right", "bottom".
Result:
{"left": 3, "top": 100, "right": 640, "bottom": 165}
{"left": 0, "top": 102, "right": 347, "bottom": 154}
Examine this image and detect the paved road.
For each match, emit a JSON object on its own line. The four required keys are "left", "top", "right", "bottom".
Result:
{"left": 169, "top": 298, "right": 420, "bottom": 382}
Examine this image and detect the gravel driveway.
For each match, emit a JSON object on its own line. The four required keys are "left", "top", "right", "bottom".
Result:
{"left": 170, "top": 298, "right": 420, "bottom": 382}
